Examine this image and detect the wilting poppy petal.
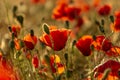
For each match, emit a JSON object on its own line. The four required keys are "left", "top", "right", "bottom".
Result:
{"left": 98, "top": 4, "right": 111, "bottom": 16}
{"left": 76, "top": 35, "right": 93, "bottom": 56}
{"left": 92, "top": 35, "right": 112, "bottom": 52}
{"left": 24, "top": 34, "right": 37, "bottom": 50}
{"left": 39, "top": 27, "right": 71, "bottom": 51}
{"left": 94, "top": 60, "right": 120, "bottom": 78}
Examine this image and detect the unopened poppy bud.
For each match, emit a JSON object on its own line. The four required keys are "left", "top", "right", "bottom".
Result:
{"left": 92, "top": 35, "right": 96, "bottom": 40}
{"left": 13, "top": 5, "right": 17, "bottom": 17}
{"left": 72, "top": 40, "right": 76, "bottom": 47}
{"left": 43, "top": 23, "right": 50, "bottom": 34}
{"left": 110, "top": 15, "right": 114, "bottom": 23}
{"left": 20, "top": 40, "right": 24, "bottom": 48}
{"left": 99, "top": 25, "right": 105, "bottom": 34}
{"left": 12, "top": 32, "right": 15, "bottom": 39}
{"left": 44, "top": 55, "right": 50, "bottom": 65}
{"left": 9, "top": 40, "right": 15, "bottom": 49}
{"left": 101, "top": 19, "right": 105, "bottom": 26}
{"left": 65, "top": 20, "right": 69, "bottom": 29}
{"left": 30, "top": 29, "right": 34, "bottom": 36}
{"left": 95, "top": 20, "right": 100, "bottom": 26}
{"left": 16, "top": 15, "right": 24, "bottom": 26}
{"left": 64, "top": 53, "right": 68, "bottom": 62}
{"left": 8, "top": 26, "right": 12, "bottom": 32}
{"left": 90, "top": 45, "right": 94, "bottom": 51}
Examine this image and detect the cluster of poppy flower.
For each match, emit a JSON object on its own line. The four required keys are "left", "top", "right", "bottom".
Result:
{"left": 0, "top": 55, "right": 18, "bottom": 80}
{"left": 1, "top": 0, "right": 120, "bottom": 80}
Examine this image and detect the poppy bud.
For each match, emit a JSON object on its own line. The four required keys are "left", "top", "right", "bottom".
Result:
{"left": 30, "top": 29, "right": 34, "bottom": 36}
{"left": 43, "top": 23, "right": 50, "bottom": 34}
{"left": 16, "top": 15, "right": 24, "bottom": 26}
{"left": 9, "top": 40, "right": 15, "bottom": 49}
{"left": 110, "top": 15, "right": 114, "bottom": 23}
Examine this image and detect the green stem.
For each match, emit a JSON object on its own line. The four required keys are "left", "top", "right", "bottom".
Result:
{"left": 3, "top": 0, "right": 11, "bottom": 25}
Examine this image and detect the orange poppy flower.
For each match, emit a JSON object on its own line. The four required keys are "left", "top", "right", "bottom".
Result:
{"left": 75, "top": 35, "right": 93, "bottom": 56}
{"left": 23, "top": 34, "right": 37, "bottom": 50}
{"left": 106, "top": 46, "right": 120, "bottom": 57}
{"left": 39, "top": 26, "right": 71, "bottom": 51}
{"left": 49, "top": 54, "right": 65, "bottom": 74}
{"left": 52, "top": 3, "right": 81, "bottom": 21}
{"left": 11, "top": 25, "right": 21, "bottom": 37}
{"left": 92, "top": 35, "right": 112, "bottom": 52}
{"left": 40, "top": 54, "right": 65, "bottom": 74}
{"left": 0, "top": 59, "right": 18, "bottom": 80}
{"left": 94, "top": 60, "right": 120, "bottom": 79}
{"left": 98, "top": 4, "right": 111, "bottom": 16}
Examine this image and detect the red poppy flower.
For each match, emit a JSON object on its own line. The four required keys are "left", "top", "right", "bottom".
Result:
{"left": 75, "top": 35, "right": 93, "bottom": 56}
{"left": 111, "top": 16, "right": 120, "bottom": 32}
{"left": 11, "top": 25, "right": 21, "bottom": 37}
{"left": 98, "top": 4, "right": 111, "bottom": 16}
{"left": 32, "top": 55, "right": 39, "bottom": 68}
{"left": 39, "top": 26, "right": 71, "bottom": 51}
{"left": 94, "top": 60, "right": 120, "bottom": 79}
{"left": 23, "top": 34, "right": 37, "bottom": 50}
{"left": 65, "top": 6, "right": 81, "bottom": 21}
{"left": 92, "top": 35, "right": 112, "bottom": 52}
{"left": 52, "top": 3, "right": 81, "bottom": 21}
{"left": 0, "top": 59, "right": 18, "bottom": 80}
{"left": 106, "top": 46, "right": 120, "bottom": 57}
